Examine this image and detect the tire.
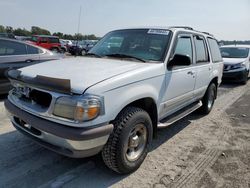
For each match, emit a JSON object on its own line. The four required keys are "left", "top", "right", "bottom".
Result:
{"left": 61, "top": 48, "right": 66, "bottom": 54}
{"left": 102, "top": 106, "right": 153, "bottom": 174}
{"left": 241, "top": 71, "right": 248, "bottom": 85}
{"left": 51, "top": 48, "right": 59, "bottom": 53}
{"left": 81, "top": 49, "right": 87, "bottom": 56}
{"left": 199, "top": 83, "right": 217, "bottom": 115}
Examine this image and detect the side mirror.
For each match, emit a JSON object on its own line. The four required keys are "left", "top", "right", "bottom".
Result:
{"left": 168, "top": 54, "right": 191, "bottom": 67}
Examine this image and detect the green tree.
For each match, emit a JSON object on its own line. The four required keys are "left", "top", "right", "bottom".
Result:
{"left": 13, "top": 28, "right": 31, "bottom": 36}
{"left": 53, "top": 32, "right": 64, "bottom": 38}
{"left": 5, "top": 26, "right": 13, "bottom": 33}
{"left": 31, "top": 26, "right": 51, "bottom": 35}
{"left": 0, "top": 25, "right": 6, "bottom": 33}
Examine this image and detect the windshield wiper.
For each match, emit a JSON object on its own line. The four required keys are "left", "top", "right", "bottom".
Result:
{"left": 104, "top": 53, "right": 146, "bottom": 62}
{"left": 85, "top": 52, "right": 101, "bottom": 58}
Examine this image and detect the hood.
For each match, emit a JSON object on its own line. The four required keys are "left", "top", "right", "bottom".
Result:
{"left": 19, "top": 57, "right": 147, "bottom": 94}
{"left": 223, "top": 57, "right": 247, "bottom": 65}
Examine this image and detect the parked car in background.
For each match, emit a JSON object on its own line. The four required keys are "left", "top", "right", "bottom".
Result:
{"left": 4, "top": 27, "right": 223, "bottom": 174}
{"left": 59, "top": 39, "right": 68, "bottom": 53}
{"left": 0, "top": 33, "right": 16, "bottom": 39}
{"left": 68, "top": 40, "right": 98, "bottom": 56}
{"left": 0, "top": 37, "right": 62, "bottom": 94}
{"left": 28, "top": 35, "right": 61, "bottom": 53}
{"left": 60, "top": 39, "right": 73, "bottom": 53}
{"left": 220, "top": 45, "right": 250, "bottom": 84}
{"left": 15, "top": 36, "right": 31, "bottom": 41}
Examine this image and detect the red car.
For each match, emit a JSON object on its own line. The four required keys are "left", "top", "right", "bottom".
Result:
{"left": 29, "top": 35, "right": 61, "bottom": 53}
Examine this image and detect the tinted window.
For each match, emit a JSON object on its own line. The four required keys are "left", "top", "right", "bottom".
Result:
{"left": 40, "top": 37, "right": 48, "bottom": 43}
{"left": 27, "top": 45, "right": 39, "bottom": 54}
{"left": 220, "top": 47, "right": 249, "bottom": 58}
{"left": 194, "top": 36, "right": 208, "bottom": 63}
{"left": 89, "top": 29, "right": 171, "bottom": 62}
{"left": 208, "top": 38, "right": 223, "bottom": 62}
{"left": 0, "top": 40, "right": 27, "bottom": 56}
{"left": 48, "top": 38, "right": 59, "bottom": 43}
{"left": 174, "top": 36, "right": 193, "bottom": 62}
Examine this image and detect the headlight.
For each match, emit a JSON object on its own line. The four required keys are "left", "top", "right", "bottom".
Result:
{"left": 231, "top": 62, "right": 246, "bottom": 69}
{"left": 53, "top": 95, "right": 103, "bottom": 122}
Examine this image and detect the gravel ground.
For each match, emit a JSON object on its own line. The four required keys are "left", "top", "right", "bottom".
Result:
{"left": 0, "top": 81, "right": 249, "bottom": 188}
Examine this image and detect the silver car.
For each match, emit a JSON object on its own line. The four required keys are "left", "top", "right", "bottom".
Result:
{"left": 0, "top": 38, "right": 62, "bottom": 94}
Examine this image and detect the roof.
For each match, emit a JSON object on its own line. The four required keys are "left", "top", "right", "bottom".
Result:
{"left": 32, "top": 35, "right": 59, "bottom": 38}
{"left": 113, "top": 26, "right": 215, "bottom": 38}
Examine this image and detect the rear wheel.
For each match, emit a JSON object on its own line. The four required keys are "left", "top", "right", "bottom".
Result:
{"left": 198, "top": 83, "right": 217, "bottom": 114}
{"left": 51, "top": 48, "right": 60, "bottom": 53}
{"left": 102, "top": 106, "right": 152, "bottom": 174}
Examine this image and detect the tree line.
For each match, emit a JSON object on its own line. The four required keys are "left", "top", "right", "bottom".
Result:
{"left": 220, "top": 40, "right": 250, "bottom": 45}
{"left": 0, "top": 25, "right": 100, "bottom": 40}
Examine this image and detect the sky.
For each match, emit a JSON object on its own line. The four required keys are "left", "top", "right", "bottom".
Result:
{"left": 0, "top": 0, "right": 249, "bottom": 40}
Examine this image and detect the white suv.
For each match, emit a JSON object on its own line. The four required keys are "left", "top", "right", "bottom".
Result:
{"left": 220, "top": 45, "right": 250, "bottom": 84}
{"left": 5, "top": 27, "right": 223, "bottom": 174}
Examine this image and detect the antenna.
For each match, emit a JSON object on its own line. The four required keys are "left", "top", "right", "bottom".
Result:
{"left": 75, "top": 6, "right": 82, "bottom": 56}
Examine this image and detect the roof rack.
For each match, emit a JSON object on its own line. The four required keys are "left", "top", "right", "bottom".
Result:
{"left": 169, "top": 26, "right": 194, "bottom": 30}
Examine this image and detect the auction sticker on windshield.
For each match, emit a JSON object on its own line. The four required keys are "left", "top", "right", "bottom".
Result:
{"left": 148, "top": 29, "right": 170, "bottom": 35}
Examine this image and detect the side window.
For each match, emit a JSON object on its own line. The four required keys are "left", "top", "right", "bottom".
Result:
{"left": 194, "top": 36, "right": 209, "bottom": 63}
{"left": 174, "top": 36, "right": 193, "bottom": 62}
{"left": 207, "top": 38, "right": 222, "bottom": 63}
{"left": 48, "top": 38, "right": 59, "bottom": 43}
{"left": 0, "top": 40, "right": 27, "bottom": 56}
{"left": 40, "top": 38, "right": 48, "bottom": 43}
{"left": 27, "top": 45, "right": 39, "bottom": 54}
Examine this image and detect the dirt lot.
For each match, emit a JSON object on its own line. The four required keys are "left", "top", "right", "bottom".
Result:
{"left": 0, "top": 81, "right": 249, "bottom": 188}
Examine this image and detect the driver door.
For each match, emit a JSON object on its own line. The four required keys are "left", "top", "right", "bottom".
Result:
{"left": 160, "top": 34, "right": 196, "bottom": 119}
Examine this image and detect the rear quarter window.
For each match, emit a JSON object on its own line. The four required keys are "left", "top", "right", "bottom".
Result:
{"left": 27, "top": 44, "right": 39, "bottom": 54}
{"left": 207, "top": 38, "right": 222, "bottom": 63}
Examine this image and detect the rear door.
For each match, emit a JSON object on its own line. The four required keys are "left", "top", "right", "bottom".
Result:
{"left": 192, "top": 35, "right": 212, "bottom": 100}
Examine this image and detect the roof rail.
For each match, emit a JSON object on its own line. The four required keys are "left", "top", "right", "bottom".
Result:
{"left": 201, "top": 32, "right": 214, "bottom": 37}
{"left": 169, "top": 26, "right": 194, "bottom": 30}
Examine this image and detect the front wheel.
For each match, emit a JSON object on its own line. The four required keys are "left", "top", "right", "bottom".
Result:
{"left": 199, "top": 83, "right": 217, "bottom": 114}
{"left": 81, "top": 49, "right": 87, "bottom": 56}
{"left": 102, "top": 107, "right": 153, "bottom": 174}
{"left": 241, "top": 70, "right": 249, "bottom": 85}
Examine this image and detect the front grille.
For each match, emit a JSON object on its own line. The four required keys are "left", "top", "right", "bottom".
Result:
{"left": 13, "top": 86, "right": 52, "bottom": 109}
{"left": 29, "top": 89, "right": 52, "bottom": 108}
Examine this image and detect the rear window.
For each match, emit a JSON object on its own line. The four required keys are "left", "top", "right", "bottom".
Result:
{"left": 48, "top": 37, "right": 59, "bottom": 43}
{"left": 0, "top": 40, "right": 27, "bottom": 56}
{"left": 194, "top": 36, "right": 209, "bottom": 63}
{"left": 207, "top": 38, "right": 222, "bottom": 63}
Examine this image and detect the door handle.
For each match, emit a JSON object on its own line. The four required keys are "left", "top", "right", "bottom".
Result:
{"left": 187, "top": 71, "right": 195, "bottom": 75}
{"left": 209, "top": 67, "right": 212, "bottom": 71}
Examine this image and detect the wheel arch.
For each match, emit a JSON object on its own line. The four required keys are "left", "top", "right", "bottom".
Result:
{"left": 209, "top": 77, "right": 218, "bottom": 98}
{"left": 112, "top": 97, "right": 158, "bottom": 139}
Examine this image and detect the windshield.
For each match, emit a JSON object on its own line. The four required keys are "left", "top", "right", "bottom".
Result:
{"left": 89, "top": 29, "right": 171, "bottom": 62}
{"left": 220, "top": 47, "right": 249, "bottom": 58}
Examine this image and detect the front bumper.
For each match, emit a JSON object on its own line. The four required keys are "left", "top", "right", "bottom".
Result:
{"left": 222, "top": 68, "right": 247, "bottom": 82}
{"left": 5, "top": 99, "right": 113, "bottom": 158}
